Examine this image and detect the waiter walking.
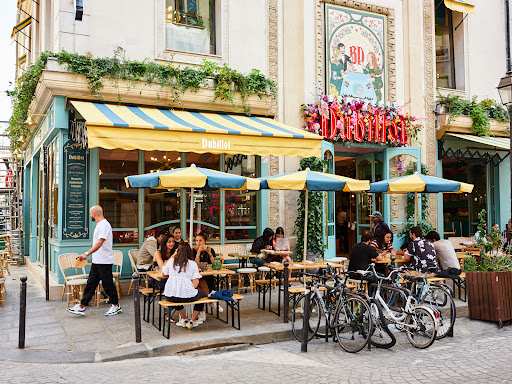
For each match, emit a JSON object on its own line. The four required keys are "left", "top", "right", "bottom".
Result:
{"left": 66, "top": 205, "right": 122, "bottom": 317}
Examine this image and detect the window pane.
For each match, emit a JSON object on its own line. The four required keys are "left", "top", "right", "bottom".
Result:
{"left": 165, "top": 0, "right": 216, "bottom": 54}
{"left": 224, "top": 155, "right": 257, "bottom": 241}
{"left": 442, "top": 159, "right": 469, "bottom": 237}
{"left": 435, "top": 1, "right": 455, "bottom": 88}
{"left": 144, "top": 151, "right": 182, "bottom": 236}
{"left": 99, "top": 149, "right": 139, "bottom": 244}
{"left": 185, "top": 153, "right": 220, "bottom": 241}
{"left": 49, "top": 138, "right": 59, "bottom": 239}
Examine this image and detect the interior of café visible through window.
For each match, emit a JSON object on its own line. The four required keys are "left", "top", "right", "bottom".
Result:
{"left": 144, "top": 151, "right": 182, "bottom": 237}
{"left": 99, "top": 149, "right": 139, "bottom": 244}
{"left": 165, "top": 0, "right": 216, "bottom": 55}
{"left": 225, "top": 155, "right": 257, "bottom": 241}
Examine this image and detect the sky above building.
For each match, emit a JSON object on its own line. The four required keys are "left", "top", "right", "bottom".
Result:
{"left": 0, "top": 2, "right": 17, "bottom": 129}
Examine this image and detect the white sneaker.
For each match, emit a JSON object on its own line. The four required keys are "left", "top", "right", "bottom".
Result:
{"left": 176, "top": 317, "right": 188, "bottom": 327}
{"left": 66, "top": 304, "right": 86, "bottom": 316}
{"left": 105, "top": 304, "right": 122, "bottom": 316}
{"left": 198, "top": 311, "right": 206, "bottom": 322}
{"left": 209, "top": 302, "right": 224, "bottom": 313}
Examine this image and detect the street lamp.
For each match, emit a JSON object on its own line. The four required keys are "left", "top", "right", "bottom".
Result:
{"left": 497, "top": 72, "right": 512, "bottom": 236}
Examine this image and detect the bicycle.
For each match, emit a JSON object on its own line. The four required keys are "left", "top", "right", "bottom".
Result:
{"left": 361, "top": 263, "right": 439, "bottom": 349}
{"left": 291, "top": 267, "right": 373, "bottom": 353}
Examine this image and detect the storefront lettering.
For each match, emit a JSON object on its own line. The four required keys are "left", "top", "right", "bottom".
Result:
{"left": 62, "top": 140, "right": 89, "bottom": 239}
{"left": 202, "top": 138, "right": 231, "bottom": 150}
{"left": 320, "top": 108, "right": 407, "bottom": 144}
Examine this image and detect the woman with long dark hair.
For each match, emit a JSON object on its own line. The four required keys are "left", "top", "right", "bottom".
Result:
{"left": 150, "top": 234, "right": 176, "bottom": 291}
{"left": 250, "top": 227, "right": 274, "bottom": 267}
{"left": 370, "top": 228, "right": 396, "bottom": 258}
{"left": 161, "top": 243, "right": 206, "bottom": 329}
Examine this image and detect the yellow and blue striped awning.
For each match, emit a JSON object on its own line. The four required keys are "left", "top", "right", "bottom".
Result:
{"left": 11, "top": 16, "right": 31, "bottom": 38}
{"left": 444, "top": 0, "right": 475, "bottom": 14}
{"left": 446, "top": 133, "right": 510, "bottom": 150}
{"left": 70, "top": 100, "right": 323, "bottom": 158}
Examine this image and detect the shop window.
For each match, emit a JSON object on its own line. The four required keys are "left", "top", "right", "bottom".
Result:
{"left": 143, "top": 151, "right": 182, "bottom": 237}
{"left": 99, "top": 149, "right": 139, "bottom": 244}
{"left": 442, "top": 159, "right": 469, "bottom": 236}
{"left": 186, "top": 152, "right": 221, "bottom": 241}
{"left": 469, "top": 164, "right": 487, "bottom": 234}
{"left": 165, "top": 0, "right": 216, "bottom": 55}
{"left": 435, "top": 0, "right": 456, "bottom": 89}
{"left": 225, "top": 155, "right": 257, "bottom": 241}
{"left": 48, "top": 137, "right": 59, "bottom": 239}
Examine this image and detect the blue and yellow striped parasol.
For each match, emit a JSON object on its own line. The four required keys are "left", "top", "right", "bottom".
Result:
{"left": 126, "top": 164, "right": 260, "bottom": 243}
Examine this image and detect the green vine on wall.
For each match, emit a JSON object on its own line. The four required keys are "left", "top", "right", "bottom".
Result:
{"left": 294, "top": 157, "right": 326, "bottom": 259}
{"left": 438, "top": 94, "right": 509, "bottom": 137}
{"left": 7, "top": 48, "right": 277, "bottom": 149}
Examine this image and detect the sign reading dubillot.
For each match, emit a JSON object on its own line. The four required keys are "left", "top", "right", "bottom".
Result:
{"left": 63, "top": 140, "right": 89, "bottom": 239}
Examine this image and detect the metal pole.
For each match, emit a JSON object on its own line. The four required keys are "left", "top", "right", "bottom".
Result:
{"left": 414, "top": 192, "right": 418, "bottom": 226}
{"left": 303, "top": 189, "right": 309, "bottom": 263}
{"left": 189, "top": 187, "right": 194, "bottom": 245}
{"left": 43, "top": 145, "right": 49, "bottom": 301}
{"left": 283, "top": 262, "right": 289, "bottom": 323}
{"left": 18, "top": 275, "right": 27, "bottom": 349}
{"left": 301, "top": 281, "right": 312, "bottom": 352}
{"left": 133, "top": 272, "right": 142, "bottom": 343}
{"left": 509, "top": 105, "right": 512, "bottom": 232}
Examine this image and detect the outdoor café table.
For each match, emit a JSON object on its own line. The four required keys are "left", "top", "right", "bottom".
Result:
{"left": 262, "top": 249, "right": 293, "bottom": 261}
{"left": 263, "top": 261, "right": 343, "bottom": 321}
{"left": 372, "top": 257, "right": 407, "bottom": 275}
{"left": 228, "top": 253, "right": 254, "bottom": 269}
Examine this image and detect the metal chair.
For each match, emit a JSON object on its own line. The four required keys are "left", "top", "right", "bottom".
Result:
{"left": 112, "top": 250, "right": 124, "bottom": 297}
{"left": 58, "top": 253, "right": 88, "bottom": 308}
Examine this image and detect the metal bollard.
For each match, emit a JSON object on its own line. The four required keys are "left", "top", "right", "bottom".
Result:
{"left": 132, "top": 273, "right": 142, "bottom": 343}
{"left": 19, "top": 276, "right": 27, "bottom": 349}
{"left": 283, "top": 262, "right": 289, "bottom": 323}
{"left": 301, "top": 281, "right": 312, "bottom": 353}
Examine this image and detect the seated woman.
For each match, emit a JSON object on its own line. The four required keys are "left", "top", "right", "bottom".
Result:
{"left": 194, "top": 232, "right": 220, "bottom": 292}
{"left": 150, "top": 234, "right": 175, "bottom": 290}
{"left": 161, "top": 243, "right": 206, "bottom": 329}
{"left": 250, "top": 227, "right": 274, "bottom": 267}
{"left": 273, "top": 227, "right": 291, "bottom": 263}
{"left": 370, "top": 229, "right": 396, "bottom": 259}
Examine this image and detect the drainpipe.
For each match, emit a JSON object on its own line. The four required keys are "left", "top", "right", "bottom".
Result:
{"left": 506, "top": 0, "right": 511, "bottom": 73}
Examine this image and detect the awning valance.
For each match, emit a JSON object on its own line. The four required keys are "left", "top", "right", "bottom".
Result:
{"left": 70, "top": 101, "right": 323, "bottom": 158}
{"left": 11, "top": 16, "right": 31, "bottom": 39}
{"left": 445, "top": 133, "right": 509, "bottom": 150}
{"left": 444, "top": 0, "right": 475, "bottom": 14}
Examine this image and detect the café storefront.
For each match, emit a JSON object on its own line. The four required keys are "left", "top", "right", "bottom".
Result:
{"left": 23, "top": 96, "right": 325, "bottom": 284}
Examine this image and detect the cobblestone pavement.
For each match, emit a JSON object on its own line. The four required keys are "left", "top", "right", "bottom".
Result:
{"left": 1, "top": 317, "right": 511, "bottom": 383}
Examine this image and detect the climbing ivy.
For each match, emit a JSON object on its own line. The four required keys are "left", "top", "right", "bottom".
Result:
{"left": 7, "top": 48, "right": 277, "bottom": 148}
{"left": 294, "top": 157, "right": 326, "bottom": 260}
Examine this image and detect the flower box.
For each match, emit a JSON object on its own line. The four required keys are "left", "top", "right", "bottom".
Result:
{"left": 466, "top": 270, "right": 512, "bottom": 325}
{"left": 437, "top": 114, "right": 509, "bottom": 139}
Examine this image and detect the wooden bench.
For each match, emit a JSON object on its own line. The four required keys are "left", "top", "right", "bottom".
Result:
{"left": 158, "top": 294, "right": 244, "bottom": 339}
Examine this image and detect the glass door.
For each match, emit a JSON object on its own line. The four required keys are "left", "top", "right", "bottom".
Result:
{"left": 324, "top": 149, "right": 335, "bottom": 259}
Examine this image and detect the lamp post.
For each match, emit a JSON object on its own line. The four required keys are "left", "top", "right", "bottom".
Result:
{"left": 497, "top": 73, "right": 512, "bottom": 236}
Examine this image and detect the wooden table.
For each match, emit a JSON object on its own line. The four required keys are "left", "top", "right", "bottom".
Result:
{"left": 228, "top": 253, "right": 254, "bottom": 269}
{"left": 148, "top": 268, "right": 235, "bottom": 290}
{"left": 263, "top": 261, "right": 343, "bottom": 321}
{"left": 262, "top": 249, "right": 293, "bottom": 262}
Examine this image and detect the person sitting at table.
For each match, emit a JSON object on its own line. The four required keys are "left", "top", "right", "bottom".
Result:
{"left": 250, "top": 227, "right": 274, "bottom": 267}
{"left": 425, "top": 231, "right": 460, "bottom": 271}
{"left": 370, "top": 228, "right": 396, "bottom": 259}
{"left": 161, "top": 242, "right": 206, "bottom": 329}
{"left": 403, "top": 226, "right": 440, "bottom": 274}
{"left": 150, "top": 234, "right": 176, "bottom": 291}
{"left": 194, "top": 232, "right": 218, "bottom": 292}
{"left": 171, "top": 227, "right": 182, "bottom": 252}
{"left": 502, "top": 219, "right": 512, "bottom": 252}
{"left": 347, "top": 230, "right": 383, "bottom": 284}
{"left": 136, "top": 230, "right": 167, "bottom": 269}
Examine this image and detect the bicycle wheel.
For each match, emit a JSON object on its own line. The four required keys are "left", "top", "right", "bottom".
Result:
{"left": 291, "top": 293, "right": 321, "bottom": 342}
{"left": 422, "top": 285, "right": 456, "bottom": 340}
{"left": 334, "top": 295, "right": 373, "bottom": 353}
{"left": 405, "top": 307, "right": 437, "bottom": 349}
{"left": 369, "top": 299, "right": 396, "bottom": 349}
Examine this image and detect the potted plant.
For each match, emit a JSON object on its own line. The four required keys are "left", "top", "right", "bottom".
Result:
{"left": 464, "top": 210, "right": 512, "bottom": 326}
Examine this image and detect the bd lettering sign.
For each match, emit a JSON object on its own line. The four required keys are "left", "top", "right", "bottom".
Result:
{"left": 202, "top": 138, "right": 231, "bottom": 150}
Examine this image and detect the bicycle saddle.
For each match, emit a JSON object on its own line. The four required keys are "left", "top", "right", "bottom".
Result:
{"left": 402, "top": 274, "right": 425, "bottom": 282}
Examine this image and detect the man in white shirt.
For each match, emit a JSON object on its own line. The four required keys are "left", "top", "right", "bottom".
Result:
{"left": 425, "top": 231, "right": 460, "bottom": 270}
{"left": 66, "top": 205, "right": 121, "bottom": 317}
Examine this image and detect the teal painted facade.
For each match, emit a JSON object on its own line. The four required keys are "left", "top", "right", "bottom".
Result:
{"left": 23, "top": 96, "right": 271, "bottom": 284}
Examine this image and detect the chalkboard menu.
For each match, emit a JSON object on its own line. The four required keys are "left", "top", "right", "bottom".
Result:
{"left": 63, "top": 140, "right": 89, "bottom": 239}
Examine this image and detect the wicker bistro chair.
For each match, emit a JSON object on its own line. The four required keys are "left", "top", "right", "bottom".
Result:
{"left": 0, "top": 265, "right": 6, "bottom": 307}
{"left": 127, "top": 249, "right": 150, "bottom": 295}
{"left": 95, "top": 250, "right": 124, "bottom": 307}
{"left": 58, "top": 253, "right": 89, "bottom": 308}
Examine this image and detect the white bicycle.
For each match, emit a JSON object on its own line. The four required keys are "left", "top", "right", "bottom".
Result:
{"left": 358, "top": 263, "right": 439, "bottom": 349}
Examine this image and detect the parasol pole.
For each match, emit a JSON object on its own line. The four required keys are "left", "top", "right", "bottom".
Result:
{"left": 189, "top": 187, "right": 194, "bottom": 245}
{"left": 414, "top": 192, "right": 418, "bottom": 226}
{"left": 303, "top": 189, "right": 309, "bottom": 263}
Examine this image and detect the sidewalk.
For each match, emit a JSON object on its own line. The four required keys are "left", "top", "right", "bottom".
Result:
{"left": 0, "top": 264, "right": 470, "bottom": 364}
{"left": 0, "top": 265, "right": 293, "bottom": 363}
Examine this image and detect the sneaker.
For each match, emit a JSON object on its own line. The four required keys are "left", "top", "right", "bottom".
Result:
{"left": 209, "top": 302, "right": 224, "bottom": 313}
{"left": 66, "top": 304, "right": 86, "bottom": 316}
{"left": 198, "top": 311, "right": 206, "bottom": 322}
{"left": 176, "top": 317, "right": 189, "bottom": 327}
{"left": 105, "top": 304, "right": 122, "bottom": 316}
{"left": 186, "top": 321, "right": 195, "bottom": 329}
